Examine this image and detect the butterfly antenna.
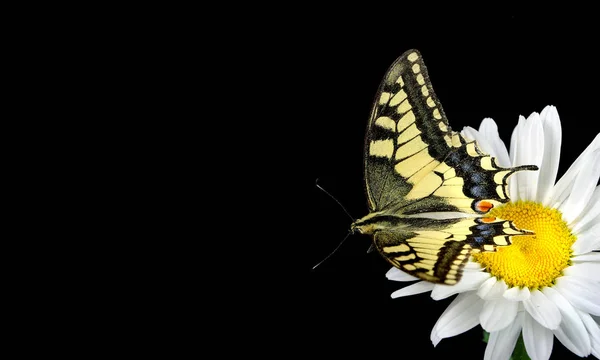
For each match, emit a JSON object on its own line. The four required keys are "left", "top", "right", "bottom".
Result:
{"left": 312, "top": 231, "right": 351, "bottom": 270}
{"left": 315, "top": 178, "right": 355, "bottom": 222}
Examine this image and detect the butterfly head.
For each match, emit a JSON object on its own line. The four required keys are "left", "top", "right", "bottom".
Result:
{"left": 350, "top": 221, "right": 369, "bottom": 235}
{"left": 350, "top": 212, "right": 384, "bottom": 235}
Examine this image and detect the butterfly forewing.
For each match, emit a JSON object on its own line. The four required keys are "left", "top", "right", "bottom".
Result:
{"left": 364, "top": 50, "right": 453, "bottom": 212}
{"left": 372, "top": 217, "right": 529, "bottom": 284}
{"left": 364, "top": 50, "right": 535, "bottom": 215}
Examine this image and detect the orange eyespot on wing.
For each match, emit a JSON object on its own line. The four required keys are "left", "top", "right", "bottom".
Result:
{"left": 475, "top": 200, "right": 494, "bottom": 213}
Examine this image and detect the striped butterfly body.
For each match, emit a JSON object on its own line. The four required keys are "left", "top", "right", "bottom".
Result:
{"left": 351, "top": 50, "right": 537, "bottom": 285}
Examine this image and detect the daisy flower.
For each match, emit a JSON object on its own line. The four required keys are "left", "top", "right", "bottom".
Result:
{"left": 386, "top": 106, "right": 600, "bottom": 360}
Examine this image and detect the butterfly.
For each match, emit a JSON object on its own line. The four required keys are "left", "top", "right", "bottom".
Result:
{"left": 351, "top": 50, "right": 538, "bottom": 284}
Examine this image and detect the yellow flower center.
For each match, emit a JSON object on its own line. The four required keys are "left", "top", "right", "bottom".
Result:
{"left": 473, "top": 201, "right": 576, "bottom": 289}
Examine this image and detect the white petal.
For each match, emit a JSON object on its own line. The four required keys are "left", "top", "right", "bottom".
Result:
{"left": 461, "top": 126, "right": 492, "bottom": 153}
{"left": 460, "top": 126, "right": 477, "bottom": 142}
{"left": 461, "top": 126, "right": 477, "bottom": 141}
{"left": 563, "top": 262, "right": 600, "bottom": 282}
{"left": 509, "top": 117, "right": 524, "bottom": 200}
{"left": 560, "top": 148, "right": 600, "bottom": 224}
{"left": 571, "top": 185, "right": 600, "bottom": 234}
{"left": 537, "top": 106, "right": 562, "bottom": 206}
{"left": 479, "top": 277, "right": 508, "bottom": 300}
{"left": 550, "top": 134, "right": 600, "bottom": 209}
{"left": 477, "top": 276, "right": 498, "bottom": 299}
{"left": 572, "top": 252, "right": 600, "bottom": 262}
{"left": 480, "top": 298, "right": 519, "bottom": 332}
{"left": 572, "top": 222, "right": 600, "bottom": 256}
{"left": 523, "top": 289, "right": 562, "bottom": 329}
{"left": 578, "top": 310, "right": 600, "bottom": 340}
{"left": 386, "top": 267, "right": 419, "bottom": 282}
{"left": 484, "top": 311, "right": 524, "bottom": 360}
{"left": 465, "top": 260, "right": 484, "bottom": 271}
{"left": 577, "top": 309, "right": 600, "bottom": 359}
{"left": 479, "top": 118, "right": 511, "bottom": 167}
{"left": 585, "top": 318, "right": 600, "bottom": 359}
{"left": 543, "top": 287, "right": 591, "bottom": 356}
{"left": 555, "top": 276, "right": 600, "bottom": 316}
{"left": 431, "top": 272, "right": 490, "bottom": 300}
{"left": 523, "top": 311, "right": 553, "bottom": 360}
{"left": 431, "top": 292, "right": 483, "bottom": 346}
{"left": 515, "top": 113, "right": 544, "bottom": 201}
{"left": 504, "top": 286, "right": 531, "bottom": 301}
{"left": 390, "top": 281, "right": 434, "bottom": 298}
{"left": 553, "top": 328, "right": 589, "bottom": 357}
{"left": 410, "top": 211, "right": 478, "bottom": 219}
{"left": 576, "top": 213, "right": 600, "bottom": 239}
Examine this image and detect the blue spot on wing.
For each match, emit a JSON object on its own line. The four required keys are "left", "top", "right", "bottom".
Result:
{"left": 470, "top": 185, "right": 487, "bottom": 197}
{"left": 474, "top": 236, "right": 486, "bottom": 244}
{"left": 470, "top": 173, "right": 484, "bottom": 183}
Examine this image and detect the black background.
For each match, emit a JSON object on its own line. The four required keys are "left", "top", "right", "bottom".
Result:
{"left": 283, "top": 9, "right": 600, "bottom": 360}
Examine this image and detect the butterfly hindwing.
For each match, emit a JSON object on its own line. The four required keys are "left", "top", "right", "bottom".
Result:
{"left": 373, "top": 217, "right": 528, "bottom": 284}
